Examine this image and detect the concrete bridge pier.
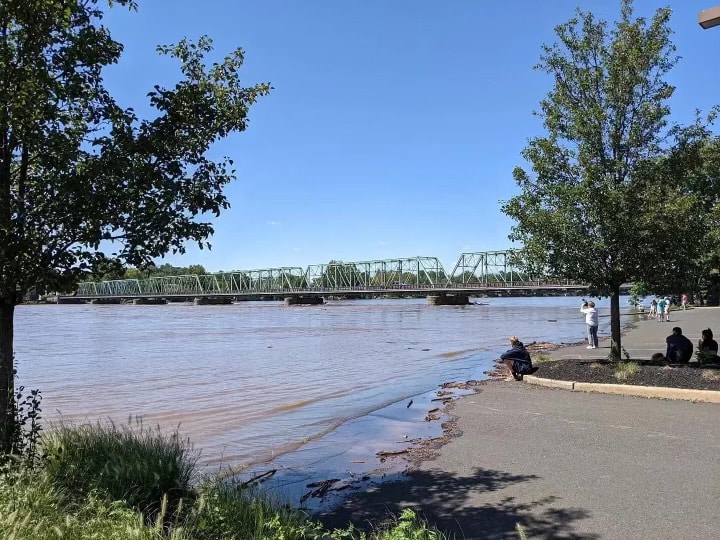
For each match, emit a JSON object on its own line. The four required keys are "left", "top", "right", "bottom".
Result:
{"left": 89, "top": 298, "right": 123, "bottom": 305}
{"left": 194, "top": 297, "right": 233, "bottom": 306}
{"left": 284, "top": 296, "right": 324, "bottom": 306}
{"left": 133, "top": 298, "right": 168, "bottom": 305}
{"left": 426, "top": 294, "right": 470, "bottom": 306}
{"left": 56, "top": 296, "right": 85, "bottom": 304}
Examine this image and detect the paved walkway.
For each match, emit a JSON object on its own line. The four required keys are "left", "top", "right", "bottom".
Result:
{"left": 325, "top": 382, "right": 720, "bottom": 539}
{"left": 551, "top": 306, "right": 720, "bottom": 361}
{"left": 324, "top": 308, "right": 720, "bottom": 539}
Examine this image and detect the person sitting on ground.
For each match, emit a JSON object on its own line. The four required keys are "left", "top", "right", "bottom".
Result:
{"left": 666, "top": 327, "right": 693, "bottom": 364}
{"left": 500, "top": 336, "right": 534, "bottom": 381}
{"left": 697, "top": 328, "right": 718, "bottom": 363}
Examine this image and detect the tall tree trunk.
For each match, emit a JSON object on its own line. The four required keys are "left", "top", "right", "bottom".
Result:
{"left": 0, "top": 295, "right": 14, "bottom": 454}
{"left": 610, "top": 284, "right": 622, "bottom": 360}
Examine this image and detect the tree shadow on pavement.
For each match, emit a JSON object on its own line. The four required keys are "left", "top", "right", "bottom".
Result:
{"left": 320, "top": 467, "right": 598, "bottom": 540}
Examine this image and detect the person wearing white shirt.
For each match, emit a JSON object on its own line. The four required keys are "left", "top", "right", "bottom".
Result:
{"left": 580, "top": 300, "right": 599, "bottom": 349}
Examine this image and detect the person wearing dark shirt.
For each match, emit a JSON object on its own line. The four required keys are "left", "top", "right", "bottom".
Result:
{"left": 500, "top": 336, "right": 534, "bottom": 381}
{"left": 666, "top": 327, "right": 693, "bottom": 363}
{"left": 697, "top": 328, "right": 718, "bottom": 363}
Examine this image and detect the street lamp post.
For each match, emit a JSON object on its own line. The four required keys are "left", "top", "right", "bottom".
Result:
{"left": 699, "top": 5, "right": 720, "bottom": 29}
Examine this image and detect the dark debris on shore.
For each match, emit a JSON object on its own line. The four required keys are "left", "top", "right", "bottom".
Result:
{"left": 534, "top": 358, "right": 720, "bottom": 391}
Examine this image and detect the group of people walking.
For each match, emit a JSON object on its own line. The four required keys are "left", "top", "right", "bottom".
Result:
{"left": 648, "top": 296, "right": 673, "bottom": 321}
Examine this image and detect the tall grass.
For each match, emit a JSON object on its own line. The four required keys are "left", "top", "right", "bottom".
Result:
{"left": 0, "top": 423, "right": 449, "bottom": 540}
{"left": 0, "top": 466, "right": 173, "bottom": 539}
{"left": 42, "top": 421, "right": 196, "bottom": 516}
{"left": 184, "top": 481, "right": 327, "bottom": 539}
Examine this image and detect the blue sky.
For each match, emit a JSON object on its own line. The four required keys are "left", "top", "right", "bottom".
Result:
{"left": 102, "top": 1, "right": 719, "bottom": 273}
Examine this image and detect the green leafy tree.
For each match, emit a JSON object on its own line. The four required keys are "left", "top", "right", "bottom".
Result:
{"left": 88, "top": 256, "right": 127, "bottom": 282}
{"left": 502, "top": 0, "right": 710, "bottom": 358}
{"left": 0, "top": 1, "right": 270, "bottom": 452}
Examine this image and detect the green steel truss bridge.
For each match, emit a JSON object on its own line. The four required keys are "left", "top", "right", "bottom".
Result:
{"left": 72, "top": 251, "right": 582, "bottom": 301}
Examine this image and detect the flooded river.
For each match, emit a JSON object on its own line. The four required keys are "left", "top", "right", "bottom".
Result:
{"left": 16, "top": 296, "right": 625, "bottom": 475}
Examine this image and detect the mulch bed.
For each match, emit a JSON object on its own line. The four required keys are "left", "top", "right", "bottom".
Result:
{"left": 534, "top": 358, "right": 720, "bottom": 391}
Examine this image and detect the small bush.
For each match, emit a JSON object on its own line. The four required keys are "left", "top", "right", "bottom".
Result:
{"left": 695, "top": 350, "right": 719, "bottom": 366}
{"left": 367, "top": 509, "right": 447, "bottom": 540}
{"left": 533, "top": 354, "right": 553, "bottom": 364}
{"left": 614, "top": 362, "right": 640, "bottom": 381}
{"left": 701, "top": 370, "right": 720, "bottom": 381}
{"left": 42, "top": 422, "right": 197, "bottom": 516}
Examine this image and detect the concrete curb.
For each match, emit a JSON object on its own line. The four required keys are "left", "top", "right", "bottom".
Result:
{"left": 523, "top": 376, "right": 720, "bottom": 404}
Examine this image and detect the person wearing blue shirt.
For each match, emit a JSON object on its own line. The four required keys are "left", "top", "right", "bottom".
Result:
{"left": 500, "top": 336, "right": 534, "bottom": 381}
{"left": 666, "top": 327, "right": 693, "bottom": 363}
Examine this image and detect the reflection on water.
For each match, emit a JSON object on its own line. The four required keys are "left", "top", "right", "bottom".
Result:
{"left": 15, "top": 296, "right": 625, "bottom": 470}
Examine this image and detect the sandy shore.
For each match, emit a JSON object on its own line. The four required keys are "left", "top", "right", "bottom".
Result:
{"left": 320, "top": 307, "right": 720, "bottom": 539}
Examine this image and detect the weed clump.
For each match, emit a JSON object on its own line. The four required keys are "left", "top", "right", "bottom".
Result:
{"left": 614, "top": 362, "right": 640, "bottom": 381}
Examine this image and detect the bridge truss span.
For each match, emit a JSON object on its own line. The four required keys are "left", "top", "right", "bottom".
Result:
{"left": 71, "top": 251, "right": 583, "bottom": 300}
{"left": 449, "top": 250, "right": 533, "bottom": 284}
{"left": 304, "top": 256, "right": 447, "bottom": 289}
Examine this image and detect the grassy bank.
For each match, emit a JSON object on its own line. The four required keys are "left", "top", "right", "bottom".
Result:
{"left": 0, "top": 422, "right": 445, "bottom": 540}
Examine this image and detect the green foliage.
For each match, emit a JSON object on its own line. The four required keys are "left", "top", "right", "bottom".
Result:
{"left": 533, "top": 354, "right": 553, "bottom": 364}
{"left": 614, "top": 361, "right": 640, "bottom": 381}
{"left": 695, "top": 350, "right": 719, "bottom": 366}
{"left": 42, "top": 422, "right": 197, "bottom": 515}
{"left": 366, "top": 509, "right": 446, "bottom": 540}
{"left": 0, "top": 0, "right": 270, "bottom": 453}
{"left": 184, "top": 481, "right": 326, "bottom": 540}
{"left": 10, "top": 386, "right": 43, "bottom": 467}
{"left": 88, "top": 255, "right": 129, "bottom": 282}
{"left": 628, "top": 282, "right": 650, "bottom": 307}
{"left": 0, "top": 467, "right": 172, "bottom": 540}
{"left": 0, "top": 425, "right": 450, "bottom": 540}
{"left": 501, "top": 0, "right": 715, "bottom": 358}
{"left": 125, "top": 263, "right": 208, "bottom": 279}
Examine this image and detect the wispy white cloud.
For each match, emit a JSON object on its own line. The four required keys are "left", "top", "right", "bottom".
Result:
{"left": 378, "top": 240, "right": 386, "bottom": 245}
{"left": 267, "top": 220, "right": 280, "bottom": 226}
{"left": 292, "top": 247, "right": 300, "bottom": 252}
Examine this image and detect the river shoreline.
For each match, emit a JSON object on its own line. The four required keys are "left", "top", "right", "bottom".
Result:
{"left": 235, "top": 307, "right": 645, "bottom": 512}
{"left": 319, "top": 308, "right": 720, "bottom": 534}
{"left": 312, "top": 308, "right": 644, "bottom": 517}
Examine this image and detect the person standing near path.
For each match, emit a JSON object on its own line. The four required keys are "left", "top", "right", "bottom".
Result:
{"left": 649, "top": 298, "right": 658, "bottom": 319}
{"left": 657, "top": 297, "right": 668, "bottom": 322}
{"left": 580, "top": 300, "right": 599, "bottom": 349}
{"left": 681, "top": 294, "right": 689, "bottom": 310}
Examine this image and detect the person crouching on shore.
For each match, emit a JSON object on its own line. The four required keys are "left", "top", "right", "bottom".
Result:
{"left": 501, "top": 336, "right": 534, "bottom": 381}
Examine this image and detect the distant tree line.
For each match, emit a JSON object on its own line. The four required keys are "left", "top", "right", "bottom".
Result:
{"left": 87, "top": 260, "right": 208, "bottom": 282}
